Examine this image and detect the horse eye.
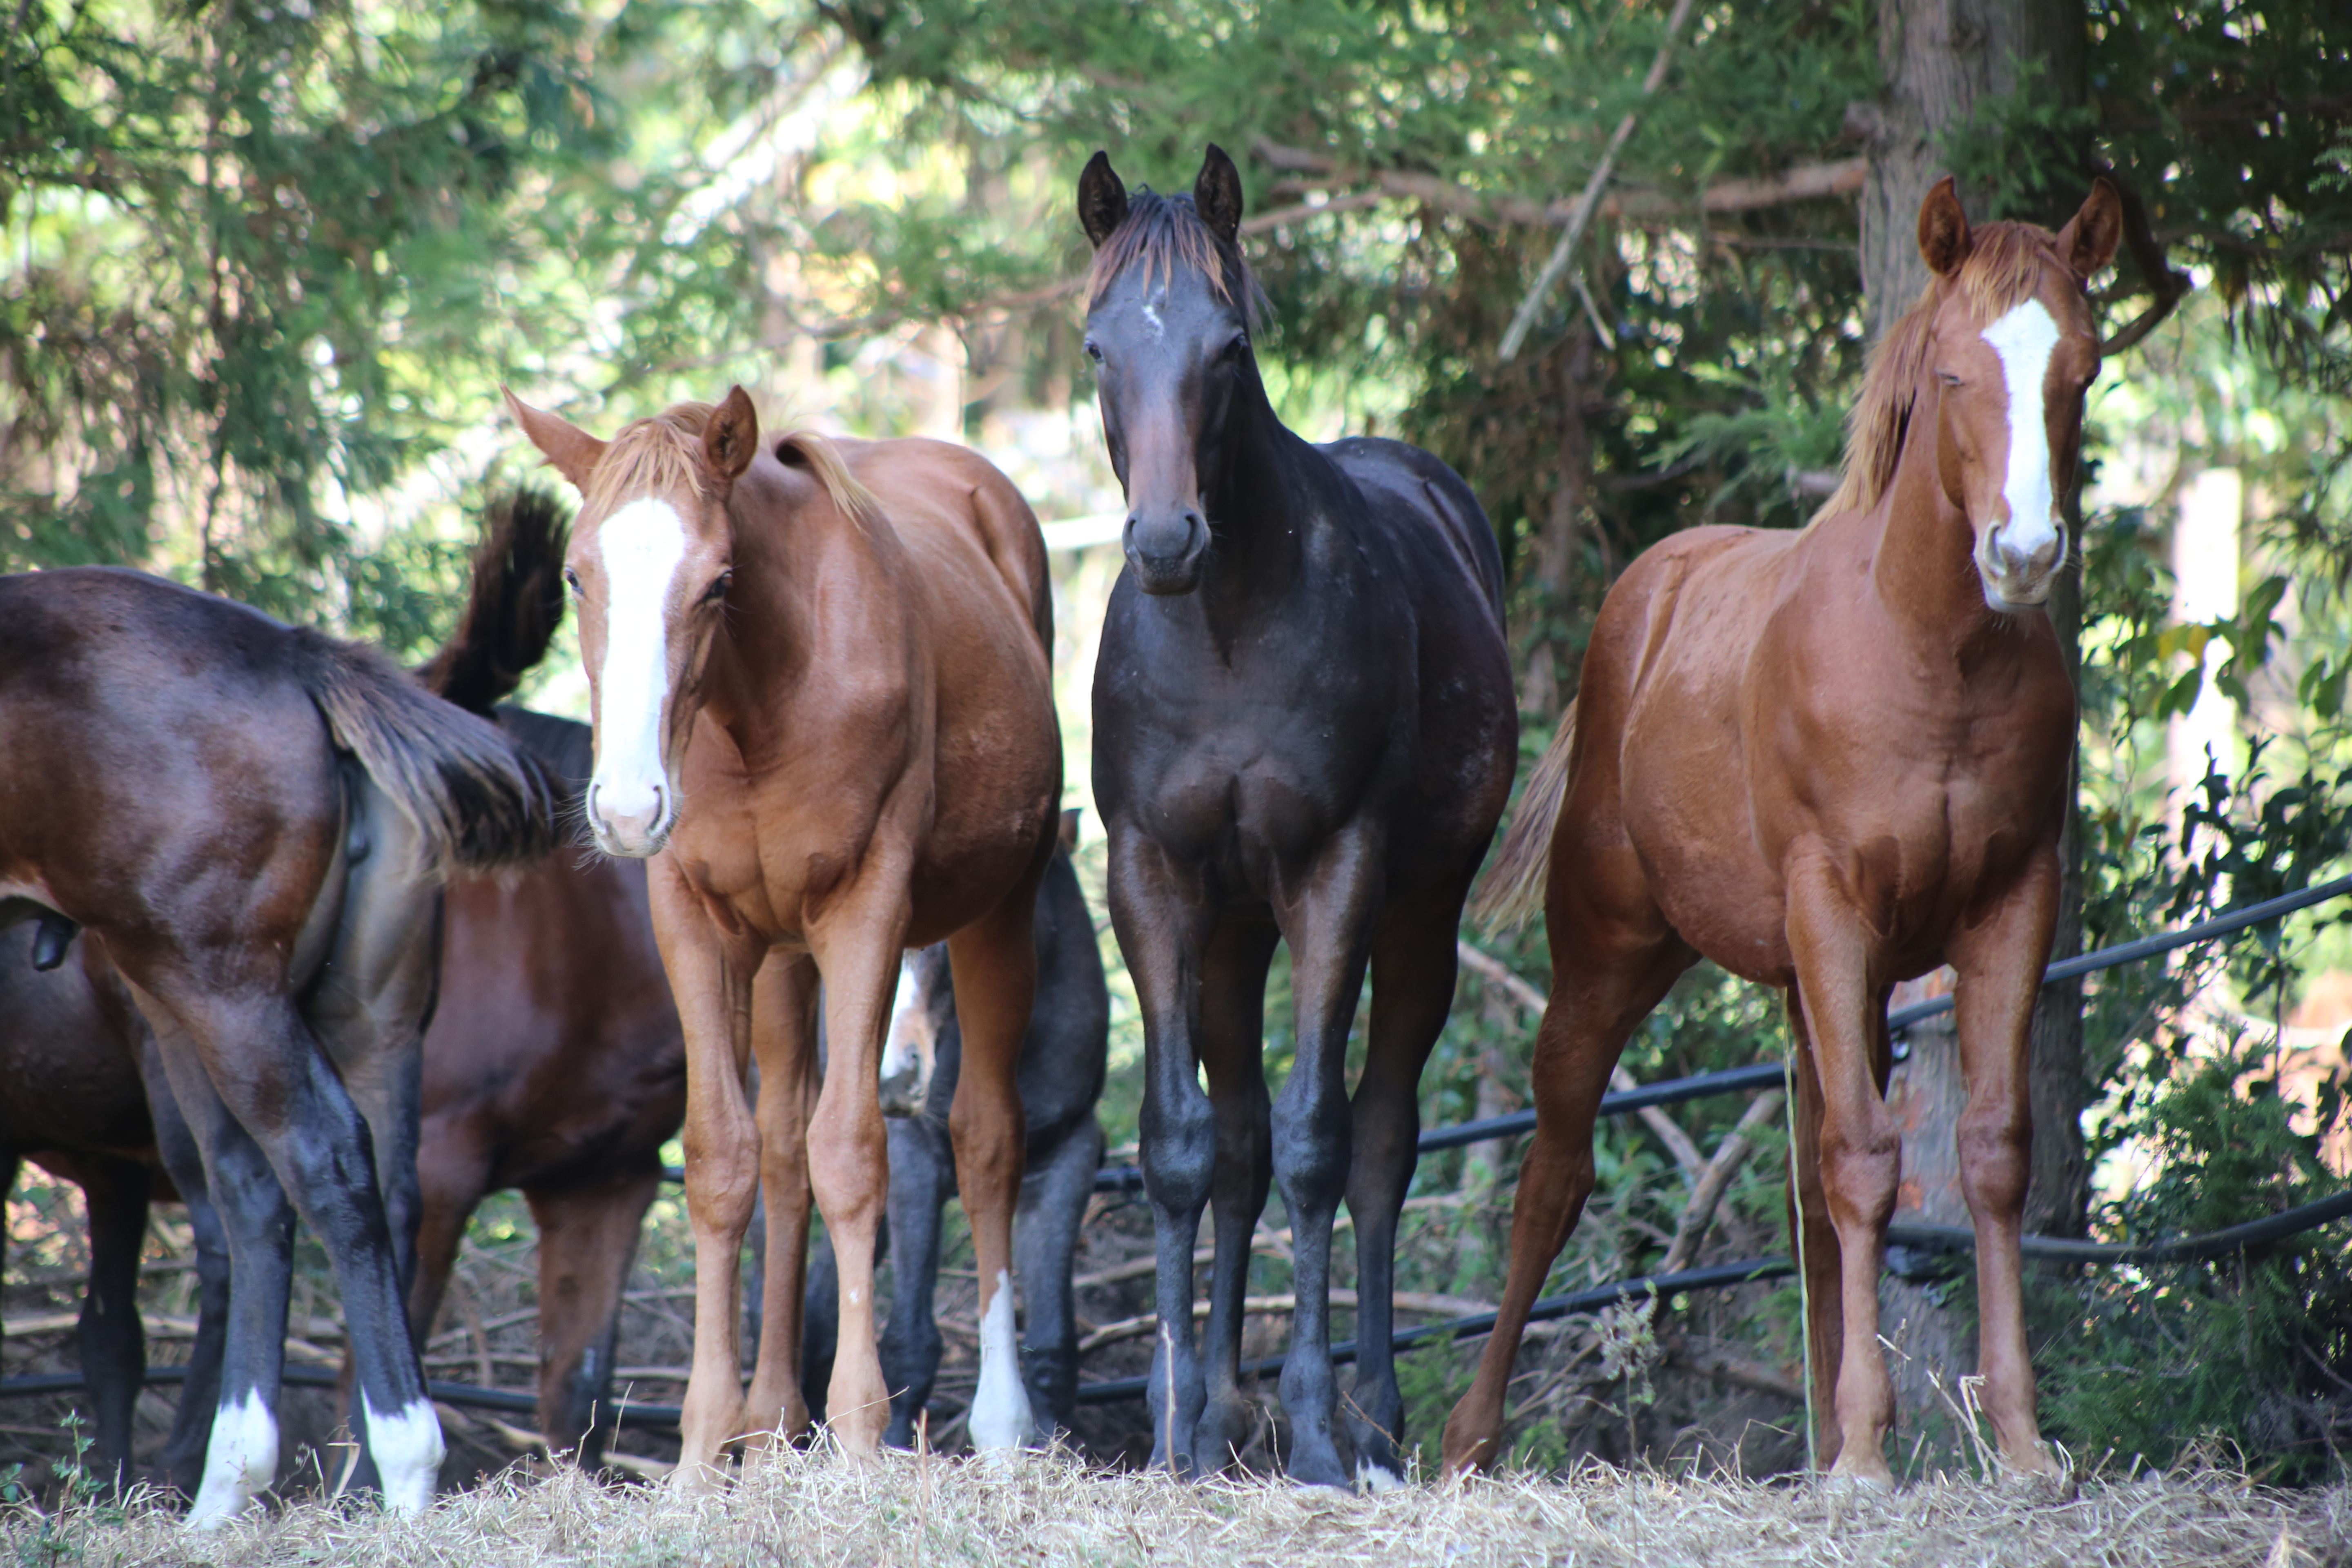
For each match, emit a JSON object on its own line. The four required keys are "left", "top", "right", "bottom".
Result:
{"left": 1936, "top": 370, "right": 1962, "bottom": 388}
{"left": 1222, "top": 333, "right": 1249, "bottom": 361}
{"left": 561, "top": 568, "right": 581, "bottom": 596}
{"left": 704, "top": 571, "right": 731, "bottom": 603}
{"left": 1084, "top": 339, "right": 1104, "bottom": 365}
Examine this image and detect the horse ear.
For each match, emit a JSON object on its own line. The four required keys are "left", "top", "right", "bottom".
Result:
{"left": 1917, "top": 176, "right": 1972, "bottom": 278}
{"left": 703, "top": 386, "right": 760, "bottom": 483}
{"left": 2057, "top": 176, "right": 2124, "bottom": 281}
{"left": 503, "top": 388, "right": 607, "bottom": 492}
{"left": 1078, "top": 151, "right": 1129, "bottom": 249}
{"left": 1194, "top": 143, "right": 1244, "bottom": 244}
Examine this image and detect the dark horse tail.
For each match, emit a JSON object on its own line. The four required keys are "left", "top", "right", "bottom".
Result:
{"left": 1468, "top": 700, "right": 1577, "bottom": 933}
{"left": 287, "top": 630, "right": 558, "bottom": 874}
{"left": 414, "top": 487, "right": 572, "bottom": 717}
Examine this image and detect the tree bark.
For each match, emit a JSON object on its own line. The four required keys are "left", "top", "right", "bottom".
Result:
{"left": 1858, "top": 0, "right": 2094, "bottom": 1459}
{"left": 1519, "top": 325, "right": 1595, "bottom": 721}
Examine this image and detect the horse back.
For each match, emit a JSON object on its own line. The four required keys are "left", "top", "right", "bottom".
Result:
{"left": 1319, "top": 436, "right": 1506, "bottom": 616}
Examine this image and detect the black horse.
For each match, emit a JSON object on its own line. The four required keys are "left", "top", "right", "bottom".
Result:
{"left": 1077, "top": 145, "right": 1517, "bottom": 1487}
{"left": 798, "top": 815, "right": 1109, "bottom": 1447}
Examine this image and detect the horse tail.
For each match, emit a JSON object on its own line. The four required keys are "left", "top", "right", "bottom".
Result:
{"left": 1468, "top": 701, "right": 1578, "bottom": 933}
{"left": 414, "top": 487, "right": 572, "bottom": 716}
{"left": 289, "top": 632, "right": 557, "bottom": 874}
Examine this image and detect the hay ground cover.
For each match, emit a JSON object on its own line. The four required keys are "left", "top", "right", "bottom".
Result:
{"left": 11, "top": 1450, "right": 2347, "bottom": 1568}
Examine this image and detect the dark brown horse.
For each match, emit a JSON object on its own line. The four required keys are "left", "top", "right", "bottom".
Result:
{"left": 1441, "top": 178, "right": 2122, "bottom": 1482}
{"left": 506, "top": 389, "right": 1063, "bottom": 1478}
{"left": 0, "top": 565, "right": 552, "bottom": 1521}
{"left": 0, "top": 493, "right": 685, "bottom": 1483}
{"left": 1077, "top": 146, "right": 1517, "bottom": 1487}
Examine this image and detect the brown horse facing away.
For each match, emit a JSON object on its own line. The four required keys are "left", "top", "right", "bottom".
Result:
{"left": 0, "top": 567, "right": 554, "bottom": 1522}
{"left": 506, "top": 387, "right": 1062, "bottom": 1480}
{"left": 1441, "top": 178, "right": 2123, "bottom": 1484}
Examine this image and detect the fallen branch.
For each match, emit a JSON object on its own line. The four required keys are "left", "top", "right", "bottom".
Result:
{"left": 1454, "top": 940, "right": 1706, "bottom": 1177}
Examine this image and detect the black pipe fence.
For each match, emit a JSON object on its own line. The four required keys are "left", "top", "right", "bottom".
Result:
{"left": 6, "top": 874, "right": 2349, "bottom": 1425}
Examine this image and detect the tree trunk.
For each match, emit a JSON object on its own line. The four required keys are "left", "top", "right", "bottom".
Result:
{"left": 1519, "top": 324, "right": 1596, "bottom": 721}
{"left": 1857, "top": 0, "right": 2093, "bottom": 1462}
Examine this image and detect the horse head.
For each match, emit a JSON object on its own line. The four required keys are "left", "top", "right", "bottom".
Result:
{"left": 1910, "top": 176, "right": 2122, "bottom": 611}
{"left": 1077, "top": 145, "right": 1260, "bottom": 597}
{"left": 503, "top": 386, "right": 759, "bottom": 857}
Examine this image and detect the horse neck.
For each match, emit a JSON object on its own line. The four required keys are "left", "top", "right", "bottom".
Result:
{"left": 1193, "top": 374, "right": 1317, "bottom": 629}
{"left": 694, "top": 490, "right": 825, "bottom": 754}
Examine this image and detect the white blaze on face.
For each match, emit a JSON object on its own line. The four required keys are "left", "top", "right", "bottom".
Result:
{"left": 187, "top": 1391, "right": 277, "bottom": 1528}
{"left": 591, "top": 498, "right": 689, "bottom": 832}
{"left": 1979, "top": 298, "right": 2065, "bottom": 573}
{"left": 967, "top": 1267, "right": 1036, "bottom": 1452}
{"left": 362, "top": 1391, "right": 445, "bottom": 1515}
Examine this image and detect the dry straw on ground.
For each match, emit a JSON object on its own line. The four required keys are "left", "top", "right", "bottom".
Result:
{"left": 13, "top": 1449, "right": 2348, "bottom": 1568}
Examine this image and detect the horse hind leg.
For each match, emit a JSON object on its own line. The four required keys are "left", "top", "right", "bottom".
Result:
{"left": 1343, "top": 874, "right": 1475, "bottom": 1490}
{"left": 877, "top": 1115, "right": 951, "bottom": 1448}
{"left": 74, "top": 1153, "right": 151, "bottom": 1491}
{"left": 526, "top": 1163, "right": 660, "bottom": 1470}
{"left": 1439, "top": 915, "right": 1693, "bottom": 1477}
{"left": 139, "top": 1037, "right": 235, "bottom": 1500}
{"left": 1016, "top": 1111, "right": 1105, "bottom": 1441}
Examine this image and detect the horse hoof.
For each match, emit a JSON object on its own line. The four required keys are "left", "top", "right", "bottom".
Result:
{"left": 1819, "top": 1464, "right": 1895, "bottom": 1496}
{"left": 1282, "top": 1434, "right": 1351, "bottom": 1492}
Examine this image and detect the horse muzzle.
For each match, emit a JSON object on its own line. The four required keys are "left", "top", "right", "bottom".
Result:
{"left": 1124, "top": 508, "right": 1208, "bottom": 595}
{"left": 1977, "top": 518, "right": 2065, "bottom": 611}
{"left": 585, "top": 777, "right": 676, "bottom": 858}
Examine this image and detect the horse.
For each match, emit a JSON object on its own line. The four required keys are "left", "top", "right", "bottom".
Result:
{"left": 1439, "top": 177, "right": 2123, "bottom": 1483}
{"left": 504, "top": 387, "right": 1063, "bottom": 1477}
{"left": 800, "top": 811, "right": 1109, "bottom": 1446}
{"left": 0, "top": 565, "right": 554, "bottom": 1521}
{"left": 1076, "top": 145, "right": 1517, "bottom": 1487}
{"left": 0, "top": 492, "right": 686, "bottom": 1483}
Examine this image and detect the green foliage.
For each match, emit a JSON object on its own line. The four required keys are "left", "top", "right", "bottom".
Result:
{"left": 2039, "top": 1047, "right": 2352, "bottom": 1481}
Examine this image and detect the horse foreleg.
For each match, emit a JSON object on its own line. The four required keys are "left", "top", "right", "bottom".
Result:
{"left": 1785, "top": 860, "right": 1900, "bottom": 1486}
{"left": 944, "top": 863, "right": 1047, "bottom": 1454}
{"left": 525, "top": 1163, "right": 660, "bottom": 1470}
{"left": 1441, "top": 901, "right": 1690, "bottom": 1478}
{"left": 806, "top": 893, "right": 915, "bottom": 1457}
{"left": 1948, "top": 860, "right": 2062, "bottom": 1479}
{"left": 1269, "top": 832, "right": 1389, "bottom": 1490}
{"left": 651, "top": 862, "right": 762, "bottom": 1488}
{"left": 76, "top": 1153, "right": 152, "bottom": 1491}
{"left": 1782, "top": 996, "right": 1847, "bottom": 1468}
{"left": 1344, "top": 873, "right": 1472, "bottom": 1489}
{"left": 1107, "top": 828, "right": 1218, "bottom": 1475}
{"left": 1192, "top": 919, "right": 1278, "bottom": 1473}
{"left": 743, "top": 952, "right": 819, "bottom": 1452}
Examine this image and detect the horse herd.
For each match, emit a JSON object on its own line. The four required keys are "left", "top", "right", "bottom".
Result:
{"left": 0, "top": 145, "right": 2123, "bottom": 1519}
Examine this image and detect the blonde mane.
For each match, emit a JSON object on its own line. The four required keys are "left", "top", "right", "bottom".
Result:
{"left": 584, "top": 401, "right": 881, "bottom": 532}
{"left": 1814, "top": 223, "right": 2073, "bottom": 524}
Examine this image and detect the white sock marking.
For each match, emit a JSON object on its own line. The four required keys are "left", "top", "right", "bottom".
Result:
{"left": 1980, "top": 299, "right": 2064, "bottom": 572}
{"left": 1356, "top": 1456, "right": 1405, "bottom": 1493}
{"left": 361, "top": 1391, "right": 445, "bottom": 1515}
{"left": 967, "top": 1268, "right": 1036, "bottom": 1451}
{"left": 590, "top": 498, "right": 687, "bottom": 833}
{"left": 187, "top": 1391, "right": 277, "bottom": 1528}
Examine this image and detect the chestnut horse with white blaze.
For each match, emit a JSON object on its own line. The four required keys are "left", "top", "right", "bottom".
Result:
{"left": 1441, "top": 178, "right": 2122, "bottom": 1482}
{"left": 505, "top": 387, "right": 1062, "bottom": 1478}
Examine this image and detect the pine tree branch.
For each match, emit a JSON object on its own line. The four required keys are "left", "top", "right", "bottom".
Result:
{"left": 1254, "top": 138, "right": 1865, "bottom": 230}
{"left": 1499, "top": 0, "right": 1702, "bottom": 361}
